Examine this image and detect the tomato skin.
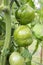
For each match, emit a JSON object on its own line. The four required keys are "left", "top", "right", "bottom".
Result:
{"left": 9, "top": 52, "right": 25, "bottom": 65}
{"left": 33, "top": 23, "right": 43, "bottom": 40}
{"left": 15, "top": 3, "right": 35, "bottom": 25}
{"left": 14, "top": 25, "right": 33, "bottom": 47}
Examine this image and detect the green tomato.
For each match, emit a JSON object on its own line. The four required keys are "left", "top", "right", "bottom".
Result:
{"left": 9, "top": 52, "right": 25, "bottom": 65}
{"left": 14, "top": 25, "right": 33, "bottom": 47}
{"left": 15, "top": 3, "right": 35, "bottom": 25}
{"left": 33, "top": 23, "right": 43, "bottom": 39}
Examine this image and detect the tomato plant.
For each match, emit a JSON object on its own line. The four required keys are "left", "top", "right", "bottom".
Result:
{"left": 0, "top": 0, "right": 43, "bottom": 65}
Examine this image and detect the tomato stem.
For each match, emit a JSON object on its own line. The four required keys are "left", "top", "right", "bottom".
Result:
{"left": 1, "top": 12, "right": 11, "bottom": 65}
{"left": 10, "top": 0, "right": 20, "bottom": 8}
{"left": 14, "top": 0, "right": 20, "bottom": 7}
{"left": 0, "top": 0, "right": 11, "bottom": 65}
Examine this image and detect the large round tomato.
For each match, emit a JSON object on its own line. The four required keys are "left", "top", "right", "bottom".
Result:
{"left": 13, "top": 25, "right": 33, "bottom": 47}
{"left": 9, "top": 52, "right": 25, "bottom": 65}
{"left": 15, "top": 3, "right": 35, "bottom": 25}
{"left": 33, "top": 23, "right": 43, "bottom": 40}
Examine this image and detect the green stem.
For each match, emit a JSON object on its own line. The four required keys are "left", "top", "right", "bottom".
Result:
{"left": 1, "top": 12, "right": 11, "bottom": 65}
{"left": 0, "top": 0, "right": 11, "bottom": 65}
{"left": 10, "top": 0, "right": 20, "bottom": 8}
{"left": 2, "top": 0, "right": 9, "bottom": 5}
{"left": 14, "top": 0, "right": 20, "bottom": 7}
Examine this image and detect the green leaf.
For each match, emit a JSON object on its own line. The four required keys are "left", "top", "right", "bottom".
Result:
{"left": 28, "top": 0, "right": 35, "bottom": 8}
{"left": 18, "top": 0, "right": 35, "bottom": 8}
{"left": 32, "top": 40, "right": 40, "bottom": 55}
{"left": 21, "top": 48, "right": 32, "bottom": 65}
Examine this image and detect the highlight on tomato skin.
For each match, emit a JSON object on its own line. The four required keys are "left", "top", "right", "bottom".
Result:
{"left": 9, "top": 52, "right": 25, "bottom": 65}
{"left": 13, "top": 25, "right": 33, "bottom": 47}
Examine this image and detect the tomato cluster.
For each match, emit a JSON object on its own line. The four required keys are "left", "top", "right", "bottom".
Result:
{"left": 9, "top": 1, "right": 35, "bottom": 65}
{"left": 0, "top": 0, "right": 42, "bottom": 65}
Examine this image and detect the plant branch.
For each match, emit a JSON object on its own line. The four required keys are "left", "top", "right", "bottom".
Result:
{"left": 10, "top": 0, "right": 20, "bottom": 8}
{"left": 1, "top": 11, "right": 11, "bottom": 65}
{"left": 0, "top": 0, "right": 11, "bottom": 65}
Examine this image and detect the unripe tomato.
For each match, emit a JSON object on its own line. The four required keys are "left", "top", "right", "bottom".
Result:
{"left": 15, "top": 3, "right": 35, "bottom": 25}
{"left": 14, "top": 25, "right": 33, "bottom": 47}
{"left": 9, "top": 52, "right": 25, "bottom": 65}
{"left": 33, "top": 23, "right": 43, "bottom": 40}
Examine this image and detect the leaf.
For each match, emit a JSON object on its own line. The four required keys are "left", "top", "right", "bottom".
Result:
{"left": 32, "top": 40, "right": 40, "bottom": 55}
{"left": 28, "top": 0, "right": 35, "bottom": 8}
{"left": 21, "top": 48, "right": 32, "bottom": 65}
{"left": 18, "top": 0, "right": 35, "bottom": 8}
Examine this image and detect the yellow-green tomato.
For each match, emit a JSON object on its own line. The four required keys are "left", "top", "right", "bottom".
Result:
{"left": 14, "top": 25, "right": 33, "bottom": 47}
{"left": 9, "top": 52, "right": 25, "bottom": 65}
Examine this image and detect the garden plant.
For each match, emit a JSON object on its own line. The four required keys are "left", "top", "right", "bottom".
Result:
{"left": 0, "top": 0, "right": 43, "bottom": 65}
